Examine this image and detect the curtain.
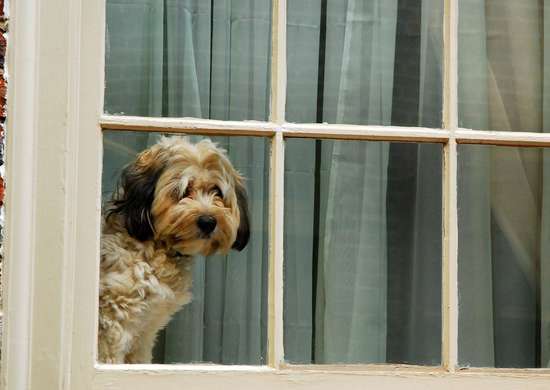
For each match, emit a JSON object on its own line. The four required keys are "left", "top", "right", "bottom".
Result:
{"left": 284, "top": 0, "right": 443, "bottom": 365}
{"left": 458, "top": 0, "right": 549, "bottom": 368}
{"left": 315, "top": 0, "right": 395, "bottom": 364}
{"left": 105, "top": 0, "right": 445, "bottom": 365}
{"left": 543, "top": 0, "right": 550, "bottom": 369}
{"left": 105, "top": 0, "right": 271, "bottom": 120}
{"left": 105, "top": 0, "right": 272, "bottom": 364}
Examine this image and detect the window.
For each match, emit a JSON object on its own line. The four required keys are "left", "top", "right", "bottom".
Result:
{"left": 101, "top": 131, "right": 271, "bottom": 365}
{"left": 5, "top": 0, "right": 550, "bottom": 389}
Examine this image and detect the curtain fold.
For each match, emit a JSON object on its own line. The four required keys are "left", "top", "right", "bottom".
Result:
{"left": 284, "top": 0, "right": 443, "bottom": 365}
{"left": 313, "top": 0, "right": 395, "bottom": 364}
{"left": 542, "top": 0, "right": 550, "bottom": 368}
{"left": 457, "top": 0, "right": 494, "bottom": 367}
{"left": 317, "top": 142, "right": 390, "bottom": 363}
{"left": 458, "top": 0, "right": 547, "bottom": 368}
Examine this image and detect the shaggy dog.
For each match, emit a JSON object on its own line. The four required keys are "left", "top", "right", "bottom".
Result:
{"left": 98, "top": 137, "right": 249, "bottom": 363}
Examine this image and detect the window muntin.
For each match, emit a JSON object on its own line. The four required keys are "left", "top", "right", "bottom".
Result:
{"left": 283, "top": 139, "right": 442, "bottom": 365}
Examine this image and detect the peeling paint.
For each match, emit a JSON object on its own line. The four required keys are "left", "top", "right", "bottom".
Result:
{"left": 0, "top": 0, "right": 8, "bottom": 353}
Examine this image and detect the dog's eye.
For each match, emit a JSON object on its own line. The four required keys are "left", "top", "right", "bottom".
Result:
{"left": 182, "top": 186, "right": 191, "bottom": 198}
{"left": 212, "top": 185, "right": 223, "bottom": 198}
{"left": 181, "top": 180, "right": 194, "bottom": 199}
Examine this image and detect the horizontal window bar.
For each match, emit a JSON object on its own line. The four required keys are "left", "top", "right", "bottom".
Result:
{"left": 93, "top": 367, "right": 550, "bottom": 390}
{"left": 456, "top": 129, "right": 550, "bottom": 147}
{"left": 95, "top": 362, "right": 550, "bottom": 377}
{"left": 101, "top": 116, "right": 550, "bottom": 146}
{"left": 279, "top": 364, "right": 445, "bottom": 374}
{"left": 100, "top": 115, "right": 278, "bottom": 136}
{"left": 95, "top": 364, "right": 274, "bottom": 373}
{"left": 100, "top": 115, "right": 450, "bottom": 142}
{"left": 283, "top": 123, "right": 449, "bottom": 142}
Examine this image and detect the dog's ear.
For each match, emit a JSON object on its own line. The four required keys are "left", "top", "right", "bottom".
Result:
{"left": 232, "top": 182, "right": 250, "bottom": 251}
{"left": 108, "top": 147, "right": 167, "bottom": 242}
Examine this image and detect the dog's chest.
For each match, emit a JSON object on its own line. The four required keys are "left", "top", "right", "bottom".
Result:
{"left": 100, "top": 234, "right": 194, "bottom": 316}
{"left": 137, "top": 251, "right": 193, "bottom": 306}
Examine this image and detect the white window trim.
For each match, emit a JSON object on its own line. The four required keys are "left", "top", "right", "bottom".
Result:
{"left": 4, "top": 0, "right": 550, "bottom": 389}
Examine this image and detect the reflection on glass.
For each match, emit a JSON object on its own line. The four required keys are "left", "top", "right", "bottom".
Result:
{"left": 102, "top": 131, "right": 269, "bottom": 364}
{"left": 286, "top": 0, "right": 443, "bottom": 127}
{"left": 105, "top": 0, "right": 272, "bottom": 120}
{"left": 459, "top": 1, "right": 548, "bottom": 132}
{"left": 284, "top": 139, "right": 443, "bottom": 365}
{"left": 458, "top": 145, "right": 550, "bottom": 368}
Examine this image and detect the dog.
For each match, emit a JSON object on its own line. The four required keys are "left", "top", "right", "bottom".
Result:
{"left": 98, "top": 136, "right": 250, "bottom": 363}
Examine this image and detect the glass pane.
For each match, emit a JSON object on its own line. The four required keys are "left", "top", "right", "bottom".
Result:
{"left": 284, "top": 139, "right": 443, "bottom": 365}
{"left": 105, "top": 0, "right": 272, "bottom": 120}
{"left": 459, "top": 1, "right": 548, "bottom": 132}
{"left": 458, "top": 145, "right": 550, "bottom": 368}
{"left": 286, "top": 0, "right": 443, "bottom": 127}
{"left": 100, "top": 131, "right": 269, "bottom": 364}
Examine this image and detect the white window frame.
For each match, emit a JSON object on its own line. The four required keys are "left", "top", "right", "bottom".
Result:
{"left": 4, "top": 0, "right": 550, "bottom": 389}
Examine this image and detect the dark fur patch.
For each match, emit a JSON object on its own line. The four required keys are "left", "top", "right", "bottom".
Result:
{"left": 106, "top": 157, "right": 166, "bottom": 242}
{"left": 232, "top": 182, "right": 250, "bottom": 251}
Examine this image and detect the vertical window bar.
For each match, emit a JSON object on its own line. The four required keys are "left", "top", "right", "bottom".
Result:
{"left": 268, "top": 0, "right": 286, "bottom": 368}
{"left": 443, "top": 138, "right": 458, "bottom": 371}
{"left": 443, "top": 0, "right": 458, "bottom": 130}
{"left": 442, "top": 0, "right": 459, "bottom": 372}
{"left": 268, "top": 131, "right": 285, "bottom": 368}
{"left": 269, "top": 0, "right": 287, "bottom": 124}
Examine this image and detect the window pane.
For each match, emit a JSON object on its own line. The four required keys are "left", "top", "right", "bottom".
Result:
{"left": 286, "top": 0, "right": 443, "bottom": 127}
{"left": 459, "top": 1, "right": 548, "bottom": 132}
{"left": 105, "top": 0, "right": 272, "bottom": 120}
{"left": 100, "top": 131, "right": 269, "bottom": 364}
{"left": 284, "top": 139, "right": 443, "bottom": 365}
{"left": 458, "top": 145, "right": 550, "bottom": 368}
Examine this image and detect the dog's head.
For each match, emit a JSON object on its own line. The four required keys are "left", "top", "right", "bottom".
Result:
{"left": 107, "top": 136, "right": 250, "bottom": 256}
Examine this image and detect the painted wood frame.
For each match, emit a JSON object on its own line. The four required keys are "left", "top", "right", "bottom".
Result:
{"left": 3, "top": 0, "right": 550, "bottom": 388}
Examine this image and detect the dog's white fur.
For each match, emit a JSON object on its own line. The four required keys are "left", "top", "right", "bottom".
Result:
{"left": 98, "top": 137, "right": 249, "bottom": 363}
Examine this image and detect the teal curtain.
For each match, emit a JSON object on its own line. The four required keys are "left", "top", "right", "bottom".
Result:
{"left": 105, "top": 0, "right": 271, "bottom": 120}
{"left": 543, "top": 0, "right": 550, "bottom": 369}
{"left": 284, "top": 0, "right": 444, "bottom": 364}
{"left": 458, "top": 0, "right": 550, "bottom": 368}
{"left": 105, "top": 0, "right": 273, "bottom": 365}
{"left": 315, "top": 0, "right": 396, "bottom": 363}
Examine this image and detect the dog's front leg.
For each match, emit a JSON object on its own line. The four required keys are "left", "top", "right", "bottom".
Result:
{"left": 124, "top": 332, "right": 157, "bottom": 363}
{"left": 125, "top": 303, "right": 181, "bottom": 363}
{"left": 98, "top": 320, "right": 134, "bottom": 364}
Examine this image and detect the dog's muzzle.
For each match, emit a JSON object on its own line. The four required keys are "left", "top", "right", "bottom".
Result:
{"left": 197, "top": 215, "right": 217, "bottom": 235}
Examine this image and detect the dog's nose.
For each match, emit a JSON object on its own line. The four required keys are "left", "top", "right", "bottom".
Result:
{"left": 197, "top": 215, "right": 217, "bottom": 234}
